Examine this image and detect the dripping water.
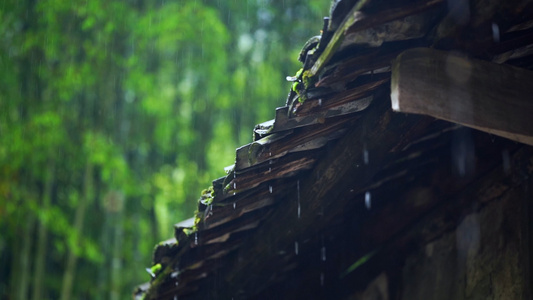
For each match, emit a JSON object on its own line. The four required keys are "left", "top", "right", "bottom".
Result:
{"left": 492, "top": 22, "right": 500, "bottom": 42}
{"left": 297, "top": 180, "right": 301, "bottom": 219}
{"left": 365, "top": 191, "right": 371, "bottom": 210}
{"left": 363, "top": 144, "right": 369, "bottom": 165}
{"left": 295, "top": 241, "right": 299, "bottom": 255}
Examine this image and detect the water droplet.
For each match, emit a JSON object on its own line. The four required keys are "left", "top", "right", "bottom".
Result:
{"left": 321, "top": 246, "right": 326, "bottom": 261}
{"left": 363, "top": 146, "right": 369, "bottom": 165}
{"left": 492, "top": 22, "right": 500, "bottom": 42}
{"left": 365, "top": 191, "right": 371, "bottom": 210}
{"left": 269, "top": 185, "right": 273, "bottom": 193}
{"left": 194, "top": 233, "right": 198, "bottom": 245}
{"left": 295, "top": 241, "right": 299, "bottom": 255}
{"left": 233, "top": 202, "right": 236, "bottom": 209}
{"left": 269, "top": 152, "right": 272, "bottom": 157}
{"left": 297, "top": 180, "right": 301, "bottom": 219}
{"left": 268, "top": 167, "right": 271, "bottom": 173}
{"left": 233, "top": 182, "right": 236, "bottom": 189}
{"left": 174, "top": 294, "right": 178, "bottom": 299}
{"left": 318, "top": 99, "right": 322, "bottom": 106}
{"left": 320, "top": 272, "right": 324, "bottom": 286}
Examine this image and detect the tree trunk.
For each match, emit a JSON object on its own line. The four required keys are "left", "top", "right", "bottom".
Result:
{"left": 60, "top": 162, "right": 93, "bottom": 300}
{"left": 109, "top": 211, "right": 123, "bottom": 300}
{"left": 15, "top": 208, "right": 35, "bottom": 300}
{"left": 32, "top": 159, "right": 55, "bottom": 300}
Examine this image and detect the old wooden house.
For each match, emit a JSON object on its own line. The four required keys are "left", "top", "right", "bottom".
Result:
{"left": 135, "top": 0, "right": 533, "bottom": 299}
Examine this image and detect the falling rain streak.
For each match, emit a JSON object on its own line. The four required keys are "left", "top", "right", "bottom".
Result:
{"left": 295, "top": 241, "right": 299, "bottom": 255}
{"left": 297, "top": 180, "right": 301, "bottom": 219}
{"left": 363, "top": 144, "right": 369, "bottom": 165}
{"left": 365, "top": 191, "right": 371, "bottom": 210}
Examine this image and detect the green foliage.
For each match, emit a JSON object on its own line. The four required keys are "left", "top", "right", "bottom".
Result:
{"left": 0, "top": 0, "right": 331, "bottom": 298}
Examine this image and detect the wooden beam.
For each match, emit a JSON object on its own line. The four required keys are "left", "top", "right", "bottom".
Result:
{"left": 391, "top": 48, "right": 533, "bottom": 146}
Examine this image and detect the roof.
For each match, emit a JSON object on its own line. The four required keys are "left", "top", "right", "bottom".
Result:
{"left": 134, "top": 0, "right": 533, "bottom": 299}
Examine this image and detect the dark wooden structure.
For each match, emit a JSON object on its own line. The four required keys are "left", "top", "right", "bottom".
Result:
{"left": 134, "top": 0, "right": 533, "bottom": 299}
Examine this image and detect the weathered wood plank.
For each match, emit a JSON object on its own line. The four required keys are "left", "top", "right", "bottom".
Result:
{"left": 272, "top": 96, "right": 372, "bottom": 133}
{"left": 391, "top": 48, "right": 533, "bottom": 146}
{"left": 218, "top": 90, "right": 433, "bottom": 298}
{"left": 342, "top": 0, "right": 444, "bottom": 48}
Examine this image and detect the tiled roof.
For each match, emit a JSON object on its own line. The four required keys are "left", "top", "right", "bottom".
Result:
{"left": 135, "top": 0, "right": 533, "bottom": 299}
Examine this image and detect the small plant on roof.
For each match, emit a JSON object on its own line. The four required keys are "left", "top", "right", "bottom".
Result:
{"left": 145, "top": 263, "right": 162, "bottom": 278}
{"left": 198, "top": 186, "right": 215, "bottom": 206}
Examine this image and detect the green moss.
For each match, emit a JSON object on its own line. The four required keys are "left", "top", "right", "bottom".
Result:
{"left": 182, "top": 226, "right": 197, "bottom": 236}
{"left": 302, "top": 70, "right": 317, "bottom": 90}
{"left": 198, "top": 186, "right": 215, "bottom": 205}
{"left": 150, "top": 263, "right": 162, "bottom": 275}
{"left": 150, "top": 263, "right": 173, "bottom": 289}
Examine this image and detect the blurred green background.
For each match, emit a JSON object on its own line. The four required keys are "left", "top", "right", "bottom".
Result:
{"left": 0, "top": 0, "right": 330, "bottom": 299}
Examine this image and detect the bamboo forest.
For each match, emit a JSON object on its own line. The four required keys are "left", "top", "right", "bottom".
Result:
{"left": 0, "top": 0, "right": 330, "bottom": 298}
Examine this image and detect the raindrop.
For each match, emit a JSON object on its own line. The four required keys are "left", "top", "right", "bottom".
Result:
{"left": 297, "top": 180, "right": 301, "bottom": 219}
{"left": 174, "top": 295, "right": 177, "bottom": 300}
{"left": 320, "top": 272, "right": 324, "bottom": 286}
{"left": 233, "top": 202, "right": 236, "bottom": 209}
{"left": 363, "top": 145, "right": 369, "bottom": 165}
{"left": 492, "top": 22, "right": 500, "bottom": 42}
{"left": 233, "top": 182, "right": 236, "bottom": 189}
{"left": 452, "top": 129, "right": 475, "bottom": 177}
{"left": 365, "top": 191, "right": 371, "bottom": 210}
{"left": 194, "top": 233, "right": 198, "bottom": 245}
{"left": 318, "top": 99, "right": 322, "bottom": 106}
{"left": 269, "top": 152, "right": 272, "bottom": 157}
{"left": 321, "top": 246, "right": 326, "bottom": 261}
{"left": 295, "top": 241, "right": 299, "bottom": 255}
{"left": 268, "top": 167, "right": 271, "bottom": 173}
{"left": 269, "top": 185, "right": 273, "bottom": 193}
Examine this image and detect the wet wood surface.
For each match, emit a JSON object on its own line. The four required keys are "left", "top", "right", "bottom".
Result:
{"left": 391, "top": 48, "right": 533, "bottom": 146}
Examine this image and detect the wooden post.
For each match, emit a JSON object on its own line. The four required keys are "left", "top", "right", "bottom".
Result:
{"left": 391, "top": 48, "right": 533, "bottom": 146}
